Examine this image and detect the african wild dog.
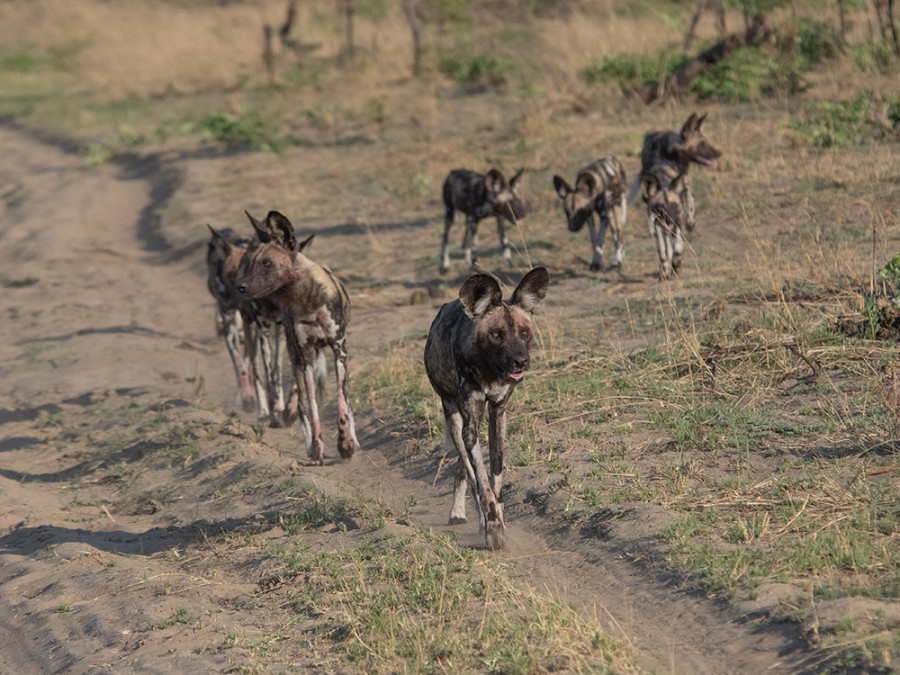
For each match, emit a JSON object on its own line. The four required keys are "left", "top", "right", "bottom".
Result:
{"left": 440, "top": 168, "right": 525, "bottom": 274}
{"left": 641, "top": 163, "right": 688, "bottom": 281}
{"left": 425, "top": 267, "right": 550, "bottom": 549}
{"left": 629, "top": 112, "right": 721, "bottom": 232}
{"left": 235, "top": 211, "right": 359, "bottom": 464}
{"left": 552, "top": 156, "right": 628, "bottom": 272}
{"left": 206, "top": 226, "right": 292, "bottom": 426}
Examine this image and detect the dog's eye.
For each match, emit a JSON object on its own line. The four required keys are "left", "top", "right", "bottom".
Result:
{"left": 520, "top": 327, "right": 530, "bottom": 337}
{"left": 262, "top": 259, "right": 272, "bottom": 268}
{"left": 490, "top": 330, "right": 502, "bottom": 339}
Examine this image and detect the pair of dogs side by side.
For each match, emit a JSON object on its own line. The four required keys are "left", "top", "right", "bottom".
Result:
{"left": 207, "top": 211, "right": 359, "bottom": 466}
{"left": 437, "top": 113, "right": 719, "bottom": 280}
{"left": 552, "top": 112, "right": 720, "bottom": 280}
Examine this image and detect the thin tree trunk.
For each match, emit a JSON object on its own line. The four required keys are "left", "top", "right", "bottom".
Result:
{"left": 402, "top": 0, "right": 423, "bottom": 77}
{"left": 344, "top": 0, "right": 356, "bottom": 59}
{"left": 889, "top": 0, "right": 900, "bottom": 54}
{"left": 684, "top": 0, "right": 709, "bottom": 51}
{"left": 279, "top": 0, "right": 297, "bottom": 45}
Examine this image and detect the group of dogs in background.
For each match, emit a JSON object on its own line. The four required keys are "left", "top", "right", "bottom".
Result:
{"left": 205, "top": 113, "right": 720, "bottom": 548}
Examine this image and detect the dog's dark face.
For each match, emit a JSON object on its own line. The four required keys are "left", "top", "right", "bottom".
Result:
{"left": 460, "top": 268, "right": 549, "bottom": 384}
{"left": 207, "top": 226, "right": 250, "bottom": 306}
{"left": 486, "top": 168, "right": 526, "bottom": 223}
{"left": 235, "top": 211, "right": 313, "bottom": 300}
{"left": 553, "top": 174, "right": 598, "bottom": 232}
{"left": 678, "top": 112, "right": 721, "bottom": 167}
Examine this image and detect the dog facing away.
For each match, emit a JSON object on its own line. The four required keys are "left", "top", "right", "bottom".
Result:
{"left": 629, "top": 112, "right": 721, "bottom": 232}
{"left": 206, "top": 226, "right": 292, "bottom": 426}
{"left": 640, "top": 163, "right": 688, "bottom": 280}
{"left": 424, "top": 267, "right": 549, "bottom": 549}
{"left": 440, "top": 168, "right": 525, "bottom": 274}
{"left": 235, "top": 211, "right": 359, "bottom": 464}
{"left": 552, "top": 156, "right": 627, "bottom": 272}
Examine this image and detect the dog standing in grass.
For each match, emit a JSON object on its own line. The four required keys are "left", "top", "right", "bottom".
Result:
{"left": 630, "top": 112, "right": 721, "bottom": 233}
{"left": 640, "top": 164, "right": 688, "bottom": 280}
{"left": 235, "top": 210, "right": 359, "bottom": 465}
{"left": 425, "top": 267, "right": 549, "bottom": 549}
{"left": 440, "top": 168, "right": 525, "bottom": 274}
{"left": 553, "top": 156, "right": 627, "bottom": 272}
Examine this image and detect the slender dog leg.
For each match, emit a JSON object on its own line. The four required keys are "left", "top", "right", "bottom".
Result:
{"left": 682, "top": 180, "right": 696, "bottom": 233}
{"left": 223, "top": 309, "right": 257, "bottom": 412}
{"left": 252, "top": 320, "right": 274, "bottom": 425}
{"left": 587, "top": 213, "right": 604, "bottom": 271}
{"left": 440, "top": 207, "right": 453, "bottom": 274}
{"left": 465, "top": 217, "right": 479, "bottom": 269}
{"left": 608, "top": 199, "right": 625, "bottom": 269}
{"left": 461, "top": 394, "right": 505, "bottom": 548}
{"left": 495, "top": 216, "right": 512, "bottom": 264}
{"left": 487, "top": 400, "right": 508, "bottom": 544}
{"left": 302, "top": 354, "right": 326, "bottom": 465}
{"left": 284, "top": 326, "right": 313, "bottom": 456}
{"left": 333, "top": 337, "right": 359, "bottom": 460}
{"left": 445, "top": 406, "right": 482, "bottom": 527}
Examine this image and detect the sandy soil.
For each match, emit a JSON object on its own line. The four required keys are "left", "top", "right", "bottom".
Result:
{"left": 0, "top": 117, "right": 839, "bottom": 674}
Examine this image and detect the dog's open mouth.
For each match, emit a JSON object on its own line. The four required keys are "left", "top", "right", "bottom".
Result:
{"left": 507, "top": 371, "right": 524, "bottom": 383}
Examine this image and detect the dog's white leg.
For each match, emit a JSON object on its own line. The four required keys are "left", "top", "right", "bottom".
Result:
{"left": 333, "top": 339, "right": 359, "bottom": 461}
{"left": 252, "top": 321, "right": 273, "bottom": 425}
{"left": 496, "top": 216, "right": 512, "bottom": 264}
{"left": 682, "top": 181, "right": 696, "bottom": 233}
{"left": 440, "top": 208, "right": 453, "bottom": 274}
{"left": 446, "top": 409, "right": 481, "bottom": 527}
{"left": 302, "top": 359, "right": 326, "bottom": 465}
{"left": 224, "top": 309, "right": 257, "bottom": 413}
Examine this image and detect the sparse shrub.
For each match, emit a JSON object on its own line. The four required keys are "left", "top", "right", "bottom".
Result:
{"left": 690, "top": 45, "right": 804, "bottom": 101}
{"left": 440, "top": 52, "right": 514, "bottom": 87}
{"left": 579, "top": 49, "right": 685, "bottom": 88}
{"left": 851, "top": 40, "right": 898, "bottom": 73}
{"left": 787, "top": 94, "right": 897, "bottom": 148}
{"left": 793, "top": 18, "right": 842, "bottom": 67}
{"left": 196, "top": 109, "right": 302, "bottom": 154}
{"left": 285, "top": 60, "right": 331, "bottom": 91}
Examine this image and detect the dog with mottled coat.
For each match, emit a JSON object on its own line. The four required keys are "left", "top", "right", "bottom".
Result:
{"left": 425, "top": 267, "right": 549, "bottom": 549}
{"left": 206, "top": 226, "right": 292, "bottom": 426}
{"left": 553, "top": 156, "right": 628, "bottom": 272}
{"left": 235, "top": 210, "right": 359, "bottom": 465}
{"left": 440, "top": 168, "right": 525, "bottom": 273}
{"left": 629, "top": 112, "right": 721, "bottom": 233}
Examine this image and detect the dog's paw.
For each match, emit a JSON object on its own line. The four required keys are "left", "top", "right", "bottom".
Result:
{"left": 448, "top": 516, "right": 468, "bottom": 525}
{"left": 485, "top": 522, "right": 506, "bottom": 550}
{"left": 589, "top": 262, "right": 602, "bottom": 272}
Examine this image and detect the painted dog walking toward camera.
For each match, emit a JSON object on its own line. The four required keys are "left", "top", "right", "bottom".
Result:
{"left": 206, "top": 226, "right": 292, "bottom": 426}
{"left": 553, "top": 156, "right": 627, "bottom": 272}
{"left": 235, "top": 211, "right": 359, "bottom": 464}
{"left": 440, "top": 168, "right": 525, "bottom": 273}
{"left": 629, "top": 112, "right": 721, "bottom": 233}
{"left": 641, "top": 163, "right": 688, "bottom": 280}
{"left": 425, "top": 267, "right": 549, "bottom": 549}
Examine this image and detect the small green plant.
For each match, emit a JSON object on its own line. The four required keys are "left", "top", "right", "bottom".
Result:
{"left": 53, "top": 603, "right": 71, "bottom": 613}
{"left": 787, "top": 94, "right": 898, "bottom": 148}
{"left": 440, "top": 53, "right": 514, "bottom": 87}
{"left": 196, "top": 110, "right": 301, "bottom": 154}
{"left": 579, "top": 49, "right": 685, "bottom": 87}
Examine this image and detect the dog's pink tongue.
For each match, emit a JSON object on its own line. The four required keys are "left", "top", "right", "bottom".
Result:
{"left": 509, "top": 372, "right": 524, "bottom": 382}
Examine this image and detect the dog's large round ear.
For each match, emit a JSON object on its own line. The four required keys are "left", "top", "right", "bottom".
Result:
{"left": 265, "top": 211, "right": 298, "bottom": 253}
{"left": 681, "top": 112, "right": 700, "bottom": 137}
{"left": 460, "top": 274, "right": 503, "bottom": 320}
{"left": 207, "top": 224, "right": 232, "bottom": 255}
{"left": 696, "top": 112, "right": 708, "bottom": 130}
{"left": 245, "top": 210, "right": 271, "bottom": 243}
{"left": 485, "top": 168, "right": 506, "bottom": 194}
{"left": 297, "top": 234, "right": 315, "bottom": 254}
{"left": 511, "top": 267, "right": 549, "bottom": 314}
{"left": 509, "top": 168, "right": 525, "bottom": 189}
{"left": 552, "top": 175, "right": 571, "bottom": 199}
